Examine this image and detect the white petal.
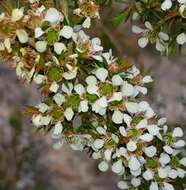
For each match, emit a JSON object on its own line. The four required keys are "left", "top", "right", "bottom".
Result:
{"left": 54, "top": 42, "right": 66, "bottom": 54}
{"left": 173, "top": 140, "right": 185, "bottom": 148}
{"left": 139, "top": 133, "right": 154, "bottom": 142}
{"left": 161, "top": 0, "right": 172, "bottom": 11}
{"left": 126, "top": 102, "right": 139, "bottom": 114}
{"left": 74, "top": 84, "right": 85, "bottom": 95}
{"left": 96, "top": 127, "right": 106, "bottom": 135}
{"left": 52, "top": 122, "right": 63, "bottom": 137}
{"left": 147, "top": 125, "right": 160, "bottom": 136}
{"left": 163, "top": 183, "right": 174, "bottom": 190}
{"left": 158, "top": 117, "right": 167, "bottom": 125}
{"left": 95, "top": 68, "right": 108, "bottom": 81}
{"left": 82, "top": 17, "right": 91, "bottom": 28}
{"left": 168, "top": 169, "right": 178, "bottom": 179}
{"left": 11, "top": 8, "right": 23, "bottom": 22}
{"left": 37, "top": 103, "right": 48, "bottom": 113}
{"left": 123, "top": 114, "right": 132, "bottom": 126}
{"left": 117, "top": 181, "right": 129, "bottom": 190}
{"left": 112, "top": 160, "right": 123, "bottom": 174}
{"left": 44, "top": 8, "right": 62, "bottom": 23}
{"left": 53, "top": 93, "right": 65, "bottom": 106}
{"left": 159, "top": 153, "right": 170, "bottom": 165}
{"left": 112, "top": 110, "right": 124, "bottom": 124}
{"left": 143, "top": 169, "right": 154, "bottom": 180}
{"left": 143, "top": 75, "right": 153, "bottom": 83}
{"left": 126, "top": 141, "right": 137, "bottom": 152}
{"left": 64, "top": 107, "right": 74, "bottom": 121}
{"left": 138, "top": 37, "right": 149, "bottom": 48}
{"left": 59, "top": 25, "right": 73, "bottom": 39}
{"left": 93, "top": 139, "right": 104, "bottom": 149}
{"left": 98, "top": 161, "right": 109, "bottom": 172}
{"left": 79, "top": 100, "right": 89, "bottom": 112}
{"left": 121, "top": 82, "right": 134, "bottom": 97}
{"left": 86, "top": 75, "right": 97, "bottom": 85}
{"left": 119, "top": 126, "right": 127, "bottom": 136}
{"left": 35, "top": 27, "right": 44, "bottom": 38}
{"left": 16, "top": 29, "right": 28, "bottom": 44}
{"left": 132, "top": 25, "right": 144, "bottom": 34}
{"left": 62, "top": 83, "right": 73, "bottom": 95}
{"left": 163, "top": 145, "right": 173, "bottom": 154}
{"left": 35, "top": 41, "right": 47, "bottom": 52}
{"left": 104, "top": 149, "right": 112, "bottom": 161}
{"left": 144, "top": 146, "right": 157, "bottom": 157}
{"left": 158, "top": 168, "right": 168, "bottom": 178}
{"left": 49, "top": 82, "right": 59, "bottom": 93}
{"left": 131, "top": 178, "right": 141, "bottom": 187}
{"left": 180, "top": 157, "right": 186, "bottom": 167}
{"left": 136, "top": 119, "right": 147, "bottom": 129}
{"left": 128, "top": 156, "right": 141, "bottom": 171}
{"left": 112, "top": 75, "right": 123, "bottom": 86}
{"left": 150, "top": 182, "right": 159, "bottom": 190}
{"left": 172, "top": 127, "right": 184, "bottom": 137}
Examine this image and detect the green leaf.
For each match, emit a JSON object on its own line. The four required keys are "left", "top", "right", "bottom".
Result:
{"left": 113, "top": 9, "right": 131, "bottom": 27}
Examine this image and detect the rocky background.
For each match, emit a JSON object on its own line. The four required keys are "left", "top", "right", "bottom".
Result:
{"left": 0, "top": 3, "right": 186, "bottom": 190}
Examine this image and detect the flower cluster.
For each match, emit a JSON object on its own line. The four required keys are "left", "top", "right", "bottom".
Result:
{"left": 0, "top": 1, "right": 185, "bottom": 189}
{"left": 112, "top": 0, "right": 186, "bottom": 54}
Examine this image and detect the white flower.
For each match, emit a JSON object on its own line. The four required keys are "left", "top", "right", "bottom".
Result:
{"left": 126, "top": 141, "right": 137, "bottom": 152}
{"left": 172, "top": 127, "right": 184, "bottom": 137}
{"left": 64, "top": 107, "right": 74, "bottom": 121}
{"left": 35, "top": 41, "right": 47, "bottom": 52}
{"left": 54, "top": 42, "right": 67, "bottom": 54}
{"left": 52, "top": 122, "right": 63, "bottom": 137}
{"left": 44, "top": 8, "right": 62, "bottom": 23}
{"left": 93, "top": 139, "right": 104, "bottom": 149}
{"left": 60, "top": 26, "right": 73, "bottom": 39}
{"left": 143, "top": 169, "right": 154, "bottom": 180}
{"left": 98, "top": 161, "right": 109, "bottom": 172}
{"left": 32, "top": 114, "right": 42, "bottom": 127}
{"left": 95, "top": 68, "right": 108, "bottom": 81}
{"left": 16, "top": 29, "right": 28, "bottom": 44}
{"left": 158, "top": 117, "right": 167, "bottom": 125}
{"left": 86, "top": 75, "right": 97, "bottom": 85}
{"left": 40, "top": 116, "right": 51, "bottom": 125}
{"left": 79, "top": 100, "right": 89, "bottom": 112}
{"left": 177, "top": 168, "right": 186, "bottom": 178}
{"left": 82, "top": 17, "right": 91, "bottom": 28}
{"left": 92, "top": 97, "right": 108, "bottom": 115}
{"left": 35, "top": 27, "right": 45, "bottom": 38}
{"left": 161, "top": 0, "right": 172, "bottom": 11}
{"left": 125, "top": 102, "right": 139, "bottom": 114}
{"left": 49, "top": 82, "right": 59, "bottom": 93}
{"left": 150, "top": 182, "right": 159, "bottom": 190}
{"left": 112, "top": 110, "right": 124, "bottom": 124}
{"left": 117, "top": 181, "right": 129, "bottom": 190}
{"left": 144, "top": 146, "right": 157, "bottom": 157}
{"left": 112, "top": 160, "right": 123, "bottom": 174}
{"left": 53, "top": 93, "right": 65, "bottom": 106}
{"left": 11, "top": 8, "right": 24, "bottom": 22}
{"left": 109, "top": 92, "right": 122, "bottom": 102}
{"left": 128, "top": 156, "right": 141, "bottom": 171}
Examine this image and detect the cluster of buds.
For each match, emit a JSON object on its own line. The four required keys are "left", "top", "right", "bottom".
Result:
{"left": 0, "top": 1, "right": 185, "bottom": 189}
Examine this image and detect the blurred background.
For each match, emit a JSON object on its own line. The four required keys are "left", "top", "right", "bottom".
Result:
{"left": 1, "top": 3, "right": 186, "bottom": 190}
